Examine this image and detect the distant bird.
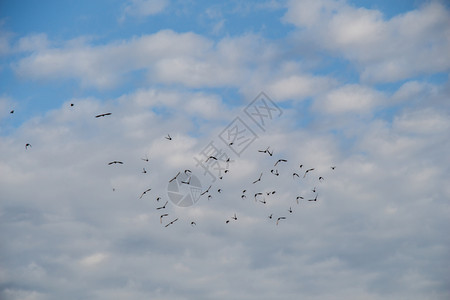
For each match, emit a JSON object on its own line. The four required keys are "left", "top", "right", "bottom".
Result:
{"left": 270, "top": 169, "right": 279, "bottom": 176}
{"left": 156, "top": 201, "right": 168, "bottom": 210}
{"left": 288, "top": 207, "right": 293, "bottom": 213}
{"left": 308, "top": 194, "right": 318, "bottom": 202}
{"left": 296, "top": 196, "right": 304, "bottom": 204}
{"left": 274, "top": 159, "right": 287, "bottom": 166}
{"left": 200, "top": 185, "right": 211, "bottom": 196}
{"left": 241, "top": 195, "right": 246, "bottom": 199}
{"left": 142, "top": 168, "right": 147, "bottom": 174}
{"left": 191, "top": 221, "right": 196, "bottom": 226}
{"left": 260, "top": 199, "right": 267, "bottom": 204}
{"left": 165, "top": 134, "right": 172, "bottom": 140}
{"left": 226, "top": 220, "right": 230, "bottom": 224}
{"left": 232, "top": 213, "right": 237, "bottom": 221}
{"left": 108, "top": 161, "right": 123, "bottom": 165}
{"left": 242, "top": 190, "right": 246, "bottom": 193}
{"left": 258, "top": 147, "right": 273, "bottom": 156}
{"left": 165, "top": 218, "right": 178, "bottom": 227}
{"left": 139, "top": 188, "right": 151, "bottom": 199}
{"left": 319, "top": 176, "right": 324, "bottom": 182}
{"left": 208, "top": 195, "right": 212, "bottom": 200}
{"left": 217, "top": 189, "right": 222, "bottom": 193}
{"left": 25, "top": 143, "right": 32, "bottom": 149}
{"left": 70, "top": 103, "right": 74, "bottom": 107}
{"left": 156, "top": 197, "right": 161, "bottom": 202}
{"left": 206, "top": 156, "right": 218, "bottom": 162}
{"left": 303, "top": 168, "right": 315, "bottom": 178}
{"left": 160, "top": 214, "right": 169, "bottom": 224}
{"left": 312, "top": 187, "right": 316, "bottom": 193}
{"left": 269, "top": 214, "right": 273, "bottom": 219}
{"left": 169, "top": 171, "right": 180, "bottom": 183}
{"left": 266, "top": 190, "right": 276, "bottom": 195}
{"left": 331, "top": 166, "right": 336, "bottom": 170}
{"left": 184, "top": 169, "right": 192, "bottom": 175}
{"left": 299, "top": 164, "right": 303, "bottom": 168}
{"left": 181, "top": 177, "right": 191, "bottom": 185}
{"left": 141, "top": 156, "right": 149, "bottom": 162}
{"left": 253, "top": 172, "right": 263, "bottom": 184}
{"left": 293, "top": 173, "right": 300, "bottom": 178}
{"left": 95, "top": 112, "right": 112, "bottom": 118}
{"left": 10, "top": 110, "right": 14, "bottom": 114}
{"left": 276, "top": 217, "right": 286, "bottom": 225}
{"left": 254, "top": 192, "right": 263, "bottom": 201}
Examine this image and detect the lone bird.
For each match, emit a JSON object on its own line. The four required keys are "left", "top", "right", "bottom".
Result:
{"left": 293, "top": 173, "right": 300, "bottom": 178}
{"left": 10, "top": 110, "right": 14, "bottom": 114}
{"left": 142, "top": 168, "right": 147, "bottom": 174}
{"left": 165, "top": 134, "right": 172, "bottom": 140}
{"left": 296, "top": 196, "right": 304, "bottom": 204}
{"left": 232, "top": 214, "right": 237, "bottom": 221}
{"left": 191, "top": 221, "right": 196, "bottom": 226}
{"left": 108, "top": 161, "right": 123, "bottom": 165}
{"left": 160, "top": 214, "right": 169, "bottom": 224}
{"left": 200, "top": 185, "right": 212, "bottom": 196}
{"left": 205, "top": 156, "right": 218, "bottom": 162}
{"left": 270, "top": 169, "right": 279, "bottom": 176}
{"left": 169, "top": 171, "right": 180, "bottom": 183}
{"left": 308, "top": 194, "right": 318, "bottom": 202}
{"left": 95, "top": 112, "right": 112, "bottom": 118}
{"left": 25, "top": 143, "right": 32, "bottom": 149}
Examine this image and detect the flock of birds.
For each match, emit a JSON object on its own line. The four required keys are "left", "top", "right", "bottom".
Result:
{"left": 13, "top": 105, "right": 336, "bottom": 229}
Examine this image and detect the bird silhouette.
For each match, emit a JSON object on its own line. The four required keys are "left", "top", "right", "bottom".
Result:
{"left": 10, "top": 110, "right": 14, "bottom": 114}
{"left": 25, "top": 143, "right": 32, "bottom": 149}
{"left": 160, "top": 214, "right": 169, "bottom": 224}
{"left": 181, "top": 177, "right": 191, "bottom": 185}
{"left": 274, "top": 159, "right": 287, "bottom": 166}
{"left": 270, "top": 169, "right": 279, "bottom": 176}
{"left": 169, "top": 171, "right": 180, "bottom": 183}
{"left": 253, "top": 172, "right": 263, "bottom": 184}
{"left": 276, "top": 217, "right": 286, "bottom": 225}
{"left": 95, "top": 113, "right": 112, "bottom": 118}
{"left": 200, "top": 185, "right": 211, "bottom": 196}
{"left": 288, "top": 207, "right": 293, "bottom": 213}
{"left": 293, "top": 173, "right": 300, "bottom": 178}
{"left": 296, "top": 196, "right": 304, "bottom": 204}
{"left": 191, "top": 221, "right": 196, "bottom": 226}
{"left": 303, "top": 168, "right": 315, "bottom": 178}
{"left": 206, "top": 156, "right": 218, "bottom": 162}
{"left": 156, "top": 201, "right": 168, "bottom": 210}
{"left": 165, "top": 134, "right": 172, "bottom": 140}
{"left": 308, "top": 194, "right": 318, "bottom": 202}
{"left": 165, "top": 218, "right": 178, "bottom": 227}
{"left": 142, "top": 168, "right": 147, "bottom": 174}
{"left": 139, "top": 188, "right": 151, "bottom": 199}
{"left": 232, "top": 213, "right": 237, "bottom": 221}
{"left": 108, "top": 161, "right": 123, "bottom": 165}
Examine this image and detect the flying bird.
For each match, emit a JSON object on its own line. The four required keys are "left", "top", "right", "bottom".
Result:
{"left": 299, "top": 164, "right": 303, "bottom": 168}
{"left": 165, "top": 218, "right": 178, "bottom": 227}
{"left": 25, "top": 143, "right": 32, "bottom": 149}
{"left": 95, "top": 112, "right": 112, "bottom": 118}
{"left": 232, "top": 214, "right": 237, "bottom": 221}
{"left": 10, "top": 110, "right": 14, "bottom": 114}
{"left": 169, "top": 171, "right": 180, "bottom": 183}
{"left": 296, "top": 196, "right": 304, "bottom": 204}
{"left": 165, "top": 134, "right": 172, "bottom": 140}
{"left": 308, "top": 194, "right": 318, "bottom": 202}
{"left": 276, "top": 217, "right": 286, "bottom": 225}
{"left": 241, "top": 195, "right": 246, "bottom": 199}
{"left": 274, "top": 159, "right": 287, "bottom": 166}
{"left": 269, "top": 214, "right": 273, "bottom": 219}
{"left": 254, "top": 192, "right": 263, "bottom": 201}
{"left": 156, "top": 197, "right": 161, "bottom": 202}
{"left": 258, "top": 147, "right": 273, "bottom": 156}
{"left": 160, "top": 214, "right": 169, "bottom": 224}
{"left": 70, "top": 103, "right": 74, "bottom": 107}
{"left": 200, "top": 185, "right": 211, "bottom": 196}
{"left": 217, "top": 189, "right": 222, "bottom": 193}
{"left": 181, "top": 177, "right": 191, "bottom": 185}
{"left": 293, "top": 173, "right": 300, "bottom": 178}
{"left": 253, "top": 172, "right": 263, "bottom": 184}
{"left": 184, "top": 169, "right": 192, "bottom": 175}
{"left": 303, "top": 168, "right": 315, "bottom": 178}
{"left": 206, "top": 156, "right": 218, "bottom": 162}
{"left": 331, "top": 166, "right": 336, "bottom": 170}
{"left": 156, "top": 201, "right": 168, "bottom": 210}
{"left": 270, "top": 169, "right": 279, "bottom": 176}
{"left": 191, "top": 221, "right": 196, "bottom": 226}
{"left": 139, "top": 188, "right": 152, "bottom": 199}
{"left": 288, "top": 207, "right": 293, "bottom": 213}
{"left": 142, "top": 168, "right": 147, "bottom": 174}
{"left": 141, "top": 156, "right": 149, "bottom": 162}
{"left": 108, "top": 161, "right": 123, "bottom": 165}
{"left": 260, "top": 199, "right": 267, "bottom": 204}
{"left": 319, "top": 176, "right": 324, "bottom": 182}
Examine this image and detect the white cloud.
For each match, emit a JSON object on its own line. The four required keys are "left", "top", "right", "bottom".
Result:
{"left": 284, "top": 0, "right": 450, "bottom": 83}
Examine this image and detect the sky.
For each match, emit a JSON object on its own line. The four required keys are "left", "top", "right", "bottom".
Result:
{"left": 0, "top": 0, "right": 449, "bottom": 299}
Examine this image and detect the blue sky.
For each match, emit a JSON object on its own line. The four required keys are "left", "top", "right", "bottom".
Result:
{"left": 1, "top": 1, "right": 450, "bottom": 300}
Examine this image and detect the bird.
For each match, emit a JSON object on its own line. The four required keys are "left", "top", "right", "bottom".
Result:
{"left": 241, "top": 195, "right": 246, "bottom": 199}
{"left": 288, "top": 207, "right": 293, "bottom": 213}
{"left": 226, "top": 220, "right": 230, "bottom": 224}
{"left": 312, "top": 187, "right": 316, "bottom": 193}
{"left": 260, "top": 199, "right": 267, "bottom": 204}
{"left": 206, "top": 156, "right": 218, "bottom": 162}
{"left": 253, "top": 172, "right": 263, "bottom": 184}
{"left": 10, "top": 110, "right": 14, "bottom": 114}
{"left": 169, "top": 171, "right": 180, "bottom": 183}
{"left": 160, "top": 214, "right": 169, "bottom": 224}
{"left": 293, "top": 173, "right": 300, "bottom": 178}
{"left": 276, "top": 217, "right": 286, "bottom": 225}
{"left": 308, "top": 194, "right": 318, "bottom": 202}
{"left": 270, "top": 169, "right": 279, "bottom": 176}
{"left": 141, "top": 156, "right": 149, "bottom": 162}
{"left": 184, "top": 169, "right": 192, "bottom": 175}
{"left": 70, "top": 103, "right": 74, "bottom": 107}
{"left": 156, "top": 197, "right": 161, "bottom": 202}
{"left": 303, "top": 168, "right": 315, "bottom": 178}
{"left": 242, "top": 190, "right": 246, "bottom": 193}
{"left": 217, "top": 189, "right": 222, "bottom": 193}
{"left": 296, "top": 196, "right": 304, "bottom": 204}
{"left": 108, "top": 161, "right": 123, "bottom": 165}
{"left": 208, "top": 195, "right": 212, "bottom": 200}
{"left": 269, "top": 214, "right": 273, "bottom": 219}
{"left": 25, "top": 143, "right": 32, "bottom": 149}
{"left": 331, "top": 166, "right": 336, "bottom": 170}
{"left": 156, "top": 201, "right": 168, "bottom": 210}
{"left": 299, "top": 164, "right": 303, "bottom": 168}
{"left": 181, "top": 177, "right": 191, "bottom": 185}
{"left": 274, "top": 159, "right": 287, "bottom": 166}
{"left": 232, "top": 214, "right": 237, "bottom": 221}
{"left": 319, "top": 176, "right": 324, "bottom": 182}
{"left": 254, "top": 192, "right": 263, "bottom": 201}
{"left": 258, "top": 147, "right": 273, "bottom": 156}
{"left": 200, "top": 185, "right": 211, "bottom": 196}
{"left": 142, "top": 168, "right": 147, "bottom": 174}
{"left": 191, "top": 221, "right": 196, "bottom": 226}
{"left": 139, "top": 188, "right": 151, "bottom": 199}
{"left": 165, "top": 134, "right": 172, "bottom": 140}
{"left": 95, "top": 112, "right": 112, "bottom": 118}
{"left": 165, "top": 218, "right": 178, "bottom": 227}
